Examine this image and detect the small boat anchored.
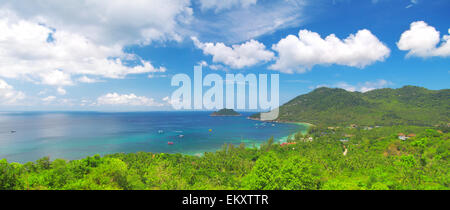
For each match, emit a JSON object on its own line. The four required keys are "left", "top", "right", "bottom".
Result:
{"left": 158, "top": 130, "right": 164, "bottom": 134}
{"left": 167, "top": 141, "right": 174, "bottom": 145}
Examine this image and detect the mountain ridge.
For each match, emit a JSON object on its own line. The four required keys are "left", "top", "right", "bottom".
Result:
{"left": 251, "top": 85, "right": 450, "bottom": 126}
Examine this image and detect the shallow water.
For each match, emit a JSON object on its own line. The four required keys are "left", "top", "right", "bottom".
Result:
{"left": 0, "top": 112, "right": 307, "bottom": 163}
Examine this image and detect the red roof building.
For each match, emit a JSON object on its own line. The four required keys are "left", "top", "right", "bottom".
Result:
{"left": 281, "top": 142, "right": 297, "bottom": 147}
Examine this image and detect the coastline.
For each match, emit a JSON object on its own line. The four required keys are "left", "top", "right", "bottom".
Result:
{"left": 247, "top": 117, "right": 311, "bottom": 143}
{"left": 247, "top": 116, "right": 313, "bottom": 130}
{"left": 247, "top": 116, "right": 311, "bottom": 124}
{"left": 277, "top": 122, "right": 310, "bottom": 143}
{"left": 174, "top": 119, "right": 311, "bottom": 157}
{"left": 246, "top": 117, "right": 312, "bottom": 144}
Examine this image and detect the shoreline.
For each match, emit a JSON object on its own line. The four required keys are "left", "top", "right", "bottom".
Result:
{"left": 247, "top": 116, "right": 314, "bottom": 128}
{"left": 245, "top": 117, "right": 312, "bottom": 144}
{"left": 154, "top": 119, "right": 312, "bottom": 157}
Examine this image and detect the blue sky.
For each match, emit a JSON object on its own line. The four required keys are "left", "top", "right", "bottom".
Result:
{"left": 0, "top": 0, "right": 448, "bottom": 111}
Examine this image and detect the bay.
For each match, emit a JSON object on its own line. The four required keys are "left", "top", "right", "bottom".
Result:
{"left": 0, "top": 112, "right": 307, "bottom": 163}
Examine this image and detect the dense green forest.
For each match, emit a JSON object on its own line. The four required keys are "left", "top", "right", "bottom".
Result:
{"left": 251, "top": 86, "right": 450, "bottom": 126}
{"left": 1, "top": 125, "right": 448, "bottom": 190}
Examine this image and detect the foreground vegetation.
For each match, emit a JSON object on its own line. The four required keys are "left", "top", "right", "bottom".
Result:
{"left": 0, "top": 125, "right": 448, "bottom": 190}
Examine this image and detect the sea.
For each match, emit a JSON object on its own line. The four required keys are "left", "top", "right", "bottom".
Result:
{"left": 0, "top": 111, "right": 308, "bottom": 163}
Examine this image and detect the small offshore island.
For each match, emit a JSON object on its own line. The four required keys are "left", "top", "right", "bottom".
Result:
{"left": 210, "top": 108, "right": 241, "bottom": 116}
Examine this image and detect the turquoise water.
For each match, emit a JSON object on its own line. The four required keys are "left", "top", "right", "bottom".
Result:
{"left": 0, "top": 112, "right": 307, "bottom": 163}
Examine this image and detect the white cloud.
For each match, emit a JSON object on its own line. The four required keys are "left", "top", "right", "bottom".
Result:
{"left": 405, "top": 0, "right": 418, "bottom": 9}
{"left": 78, "top": 76, "right": 103, "bottom": 84}
{"left": 40, "top": 71, "right": 74, "bottom": 86}
{"left": 0, "top": 79, "right": 25, "bottom": 104}
{"left": 270, "top": 29, "right": 391, "bottom": 73}
{"left": 97, "top": 93, "right": 163, "bottom": 106}
{"left": 0, "top": 16, "right": 166, "bottom": 86}
{"left": 80, "top": 99, "right": 91, "bottom": 107}
{"left": 192, "top": 0, "right": 306, "bottom": 43}
{"left": 209, "top": 64, "right": 227, "bottom": 71}
{"left": 192, "top": 37, "right": 274, "bottom": 69}
{"left": 196, "top": 60, "right": 228, "bottom": 71}
{"left": 162, "top": 95, "right": 183, "bottom": 107}
{"left": 42, "top": 95, "right": 56, "bottom": 102}
{"left": 198, "top": 0, "right": 258, "bottom": 12}
{"left": 197, "top": 60, "right": 208, "bottom": 67}
{"left": 56, "top": 87, "right": 66, "bottom": 95}
{"left": 313, "top": 79, "right": 391, "bottom": 93}
{"left": 38, "top": 90, "right": 47, "bottom": 95}
{"left": 397, "top": 21, "right": 450, "bottom": 57}
{"left": 0, "top": 0, "right": 193, "bottom": 46}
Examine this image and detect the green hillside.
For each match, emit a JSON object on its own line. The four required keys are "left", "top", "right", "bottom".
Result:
{"left": 252, "top": 86, "right": 449, "bottom": 126}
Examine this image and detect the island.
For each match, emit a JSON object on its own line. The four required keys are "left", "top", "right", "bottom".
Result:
{"left": 210, "top": 108, "right": 241, "bottom": 116}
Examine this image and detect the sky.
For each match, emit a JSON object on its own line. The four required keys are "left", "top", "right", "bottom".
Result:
{"left": 0, "top": 0, "right": 448, "bottom": 111}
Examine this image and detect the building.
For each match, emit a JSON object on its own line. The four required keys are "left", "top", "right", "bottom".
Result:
{"left": 339, "top": 138, "right": 349, "bottom": 142}
{"left": 281, "top": 142, "right": 297, "bottom": 147}
{"left": 398, "top": 133, "right": 407, "bottom": 141}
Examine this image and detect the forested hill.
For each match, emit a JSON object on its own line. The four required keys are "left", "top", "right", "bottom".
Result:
{"left": 210, "top": 108, "right": 241, "bottom": 116}
{"left": 251, "top": 86, "right": 450, "bottom": 126}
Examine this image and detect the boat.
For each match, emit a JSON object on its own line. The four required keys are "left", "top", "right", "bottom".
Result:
{"left": 158, "top": 130, "right": 164, "bottom": 134}
{"left": 10, "top": 130, "right": 16, "bottom": 133}
{"left": 168, "top": 141, "right": 174, "bottom": 145}
{"left": 179, "top": 135, "right": 184, "bottom": 138}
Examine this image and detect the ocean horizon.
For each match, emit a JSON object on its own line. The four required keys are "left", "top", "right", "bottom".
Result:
{"left": 0, "top": 111, "right": 307, "bottom": 163}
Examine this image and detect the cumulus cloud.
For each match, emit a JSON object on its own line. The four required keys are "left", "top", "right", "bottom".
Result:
{"left": 0, "top": 79, "right": 25, "bottom": 104}
{"left": 97, "top": 93, "right": 163, "bottom": 106}
{"left": 0, "top": 0, "right": 193, "bottom": 45}
{"left": 198, "top": 0, "right": 258, "bottom": 12}
{"left": 40, "top": 71, "right": 74, "bottom": 86}
{"left": 270, "top": 29, "right": 390, "bottom": 73}
{"left": 397, "top": 21, "right": 450, "bottom": 57}
{"left": 0, "top": 16, "right": 166, "bottom": 86}
{"left": 192, "top": 37, "right": 274, "bottom": 69}
{"left": 197, "top": 60, "right": 208, "bottom": 67}
{"left": 314, "top": 79, "right": 391, "bottom": 93}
